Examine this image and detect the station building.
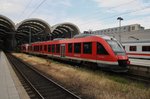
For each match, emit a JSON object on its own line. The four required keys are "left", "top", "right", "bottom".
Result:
{"left": 85, "top": 24, "right": 150, "bottom": 42}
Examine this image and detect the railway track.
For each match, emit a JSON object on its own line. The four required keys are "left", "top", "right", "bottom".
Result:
{"left": 124, "top": 72, "right": 150, "bottom": 85}
{"left": 6, "top": 53, "right": 81, "bottom": 99}
{"left": 49, "top": 56, "right": 150, "bottom": 85}
{"left": 103, "top": 70, "right": 150, "bottom": 85}
{"left": 93, "top": 70, "right": 150, "bottom": 86}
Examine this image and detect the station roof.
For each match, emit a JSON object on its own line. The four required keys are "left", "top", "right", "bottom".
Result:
{"left": 51, "top": 22, "right": 80, "bottom": 39}
{"left": 0, "top": 15, "right": 81, "bottom": 45}
{"left": 16, "top": 20, "right": 80, "bottom": 44}
{"left": 16, "top": 18, "right": 51, "bottom": 44}
{"left": 0, "top": 15, "right": 15, "bottom": 41}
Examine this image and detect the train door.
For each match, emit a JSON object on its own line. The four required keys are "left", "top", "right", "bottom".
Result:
{"left": 52, "top": 44, "right": 55, "bottom": 55}
{"left": 61, "top": 44, "right": 65, "bottom": 57}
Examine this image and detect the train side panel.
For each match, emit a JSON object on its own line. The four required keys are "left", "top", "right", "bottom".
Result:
{"left": 123, "top": 42, "right": 150, "bottom": 59}
{"left": 21, "top": 35, "right": 129, "bottom": 72}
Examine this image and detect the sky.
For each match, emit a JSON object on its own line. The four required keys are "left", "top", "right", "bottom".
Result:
{"left": 0, "top": 0, "right": 150, "bottom": 32}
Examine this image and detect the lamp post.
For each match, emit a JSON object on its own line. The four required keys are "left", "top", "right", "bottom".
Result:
{"left": 70, "top": 29, "right": 74, "bottom": 38}
{"left": 117, "top": 17, "right": 123, "bottom": 42}
{"left": 49, "top": 33, "right": 52, "bottom": 40}
{"left": 29, "top": 26, "right": 31, "bottom": 45}
{"left": 70, "top": 30, "right": 72, "bottom": 38}
{"left": 28, "top": 25, "right": 32, "bottom": 54}
{"left": 28, "top": 26, "right": 32, "bottom": 57}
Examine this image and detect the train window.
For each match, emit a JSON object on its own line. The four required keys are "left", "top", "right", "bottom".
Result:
{"left": 142, "top": 46, "right": 150, "bottom": 51}
{"left": 40, "top": 45, "right": 42, "bottom": 51}
{"left": 123, "top": 46, "right": 125, "bottom": 49}
{"left": 52, "top": 44, "right": 55, "bottom": 53}
{"left": 34, "top": 46, "right": 37, "bottom": 51}
{"left": 37, "top": 46, "right": 39, "bottom": 51}
{"left": 83, "top": 42, "right": 92, "bottom": 54}
{"left": 35, "top": 46, "right": 38, "bottom": 51}
{"left": 44, "top": 45, "right": 47, "bottom": 51}
{"left": 56, "top": 44, "right": 60, "bottom": 53}
{"left": 22, "top": 46, "right": 24, "bottom": 50}
{"left": 28, "top": 46, "right": 30, "bottom": 51}
{"left": 74, "top": 43, "right": 81, "bottom": 53}
{"left": 36, "top": 46, "right": 38, "bottom": 51}
{"left": 38, "top": 46, "right": 40, "bottom": 51}
{"left": 29, "top": 46, "right": 31, "bottom": 51}
{"left": 48, "top": 45, "right": 51, "bottom": 52}
{"left": 30, "top": 46, "right": 32, "bottom": 51}
{"left": 68, "top": 43, "right": 72, "bottom": 53}
{"left": 31, "top": 45, "right": 33, "bottom": 51}
{"left": 130, "top": 46, "right": 136, "bottom": 51}
{"left": 35, "top": 46, "right": 36, "bottom": 51}
{"left": 31, "top": 46, "right": 32, "bottom": 51}
{"left": 37, "top": 46, "right": 38, "bottom": 51}
{"left": 33, "top": 46, "right": 35, "bottom": 51}
{"left": 97, "top": 42, "right": 108, "bottom": 55}
{"left": 35, "top": 46, "right": 37, "bottom": 51}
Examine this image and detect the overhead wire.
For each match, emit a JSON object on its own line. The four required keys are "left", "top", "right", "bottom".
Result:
{"left": 92, "top": 5, "right": 150, "bottom": 30}
{"left": 16, "top": 0, "right": 149, "bottom": 32}
{"left": 78, "top": 5, "right": 150, "bottom": 27}
{"left": 79, "top": 0, "right": 137, "bottom": 20}
{"left": 18, "top": 0, "right": 33, "bottom": 20}
{"left": 27, "top": 0, "right": 47, "bottom": 18}
{"left": 63, "top": 0, "right": 136, "bottom": 24}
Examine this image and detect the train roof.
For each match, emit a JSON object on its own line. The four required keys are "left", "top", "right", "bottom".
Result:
{"left": 122, "top": 40, "right": 150, "bottom": 44}
{"left": 73, "top": 34, "right": 116, "bottom": 41}
{"left": 53, "top": 38, "right": 64, "bottom": 40}
{"left": 22, "top": 34, "right": 117, "bottom": 45}
{"left": 73, "top": 33, "right": 93, "bottom": 38}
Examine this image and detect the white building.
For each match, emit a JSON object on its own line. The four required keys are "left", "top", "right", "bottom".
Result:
{"left": 85, "top": 24, "right": 150, "bottom": 42}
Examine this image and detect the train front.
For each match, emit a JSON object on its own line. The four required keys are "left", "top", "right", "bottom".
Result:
{"left": 106, "top": 38, "right": 130, "bottom": 71}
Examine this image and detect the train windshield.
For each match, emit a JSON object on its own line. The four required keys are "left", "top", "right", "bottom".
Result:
{"left": 107, "top": 40, "right": 125, "bottom": 54}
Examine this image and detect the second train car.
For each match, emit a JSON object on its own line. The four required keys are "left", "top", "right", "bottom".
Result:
{"left": 123, "top": 41, "right": 150, "bottom": 59}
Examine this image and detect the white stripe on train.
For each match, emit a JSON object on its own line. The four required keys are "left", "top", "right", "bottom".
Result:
{"left": 28, "top": 52, "right": 118, "bottom": 65}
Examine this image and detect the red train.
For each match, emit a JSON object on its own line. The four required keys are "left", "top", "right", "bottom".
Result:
{"left": 21, "top": 34, "right": 130, "bottom": 72}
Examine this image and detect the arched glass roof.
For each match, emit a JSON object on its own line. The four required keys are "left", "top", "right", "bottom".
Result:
{"left": 16, "top": 18, "right": 51, "bottom": 44}
{"left": 16, "top": 21, "right": 80, "bottom": 44}
{"left": 0, "top": 15, "right": 81, "bottom": 46}
{"left": 0, "top": 15, "right": 15, "bottom": 41}
{"left": 51, "top": 22, "right": 80, "bottom": 39}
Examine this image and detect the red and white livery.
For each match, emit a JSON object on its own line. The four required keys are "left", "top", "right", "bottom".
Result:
{"left": 123, "top": 41, "right": 150, "bottom": 59}
{"left": 21, "top": 34, "right": 130, "bottom": 72}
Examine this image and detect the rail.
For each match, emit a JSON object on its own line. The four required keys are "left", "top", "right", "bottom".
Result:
{"left": 6, "top": 53, "right": 81, "bottom": 99}
{"left": 128, "top": 64, "right": 150, "bottom": 79}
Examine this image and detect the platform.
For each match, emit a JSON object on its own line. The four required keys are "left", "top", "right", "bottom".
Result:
{"left": 130, "top": 58, "right": 150, "bottom": 67}
{"left": 0, "top": 51, "right": 29, "bottom": 99}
